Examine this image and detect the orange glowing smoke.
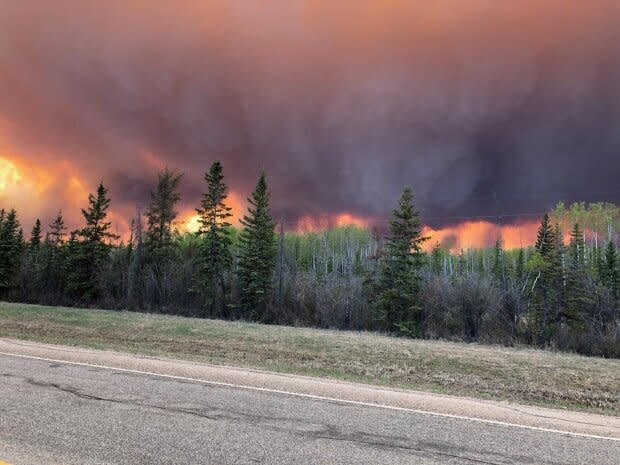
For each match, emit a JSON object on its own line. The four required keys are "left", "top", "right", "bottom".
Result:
{"left": 423, "top": 220, "right": 540, "bottom": 252}
{"left": 179, "top": 190, "right": 245, "bottom": 233}
{"left": 295, "top": 213, "right": 371, "bottom": 233}
{"left": 0, "top": 155, "right": 53, "bottom": 217}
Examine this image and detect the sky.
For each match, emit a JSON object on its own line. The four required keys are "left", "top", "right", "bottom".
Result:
{"left": 1, "top": 1, "right": 620, "bottom": 249}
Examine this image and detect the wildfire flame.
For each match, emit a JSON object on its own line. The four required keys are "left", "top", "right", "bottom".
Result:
{"left": 423, "top": 220, "right": 540, "bottom": 252}
{"left": 295, "top": 213, "right": 371, "bottom": 233}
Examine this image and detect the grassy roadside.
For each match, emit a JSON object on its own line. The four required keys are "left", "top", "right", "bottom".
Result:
{"left": 0, "top": 301, "right": 618, "bottom": 415}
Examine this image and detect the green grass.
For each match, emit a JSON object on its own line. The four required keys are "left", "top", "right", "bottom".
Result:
{"left": 0, "top": 301, "right": 618, "bottom": 415}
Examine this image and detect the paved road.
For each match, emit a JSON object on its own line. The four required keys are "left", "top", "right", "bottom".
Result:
{"left": 0, "top": 341, "right": 618, "bottom": 464}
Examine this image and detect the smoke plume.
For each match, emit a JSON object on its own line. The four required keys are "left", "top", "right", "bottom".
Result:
{"left": 1, "top": 1, "right": 620, "bottom": 236}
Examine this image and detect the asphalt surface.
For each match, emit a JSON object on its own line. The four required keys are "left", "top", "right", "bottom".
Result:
{"left": 0, "top": 340, "right": 618, "bottom": 464}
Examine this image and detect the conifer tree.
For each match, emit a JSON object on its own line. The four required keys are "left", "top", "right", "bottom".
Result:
{"left": 127, "top": 208, "right": 144, "bottom": 309}
{"left": 430, "top": 242, "right": 443, "bottom": 276}
{"left": 535, "top": 214, "right": 555, "bottom": 258}
{"left": 49, "top": 211, "right": 67, "bottom": 245}
{"left": 145, "top": 168, "right": 183, "bottom": 255}
{"left": 195, "top": 161, "right": 233, "bottom": 317}
{"left": 0, "top": 209, "right": 23, "bottom": 295}
{"left": 21, "top": 218, "right": 43, "bottom": 298}
{"left": 491, "top": 238, "right": 504, "bottom": 285}
{"left": 603, "top": 240, "right": 619, "bottom": 300}
{"left": 373, "top": 187, "right": 428, "bottom": 336}
{"left": 46, "top": 211, "right": 68, "bottom": 298}
{"left": 68, "top": 182, "right": 119, "bottom": 301}
{"left": 531, "top": 213, "right": 564, "bottom": 345}
{"left": 29, "top": 219, "right": 42, "bottom": 250}
{"left": 237, "top": 172, "right": 277, "bottom": 321}
{"left": 564, "top": 223, "right": 588, "bottom": 330}
{"left": 515, "top": 248, "right": 525, "bottom": 283}
{"left": 568, "top": 223, "right": 585, "bottom": 268}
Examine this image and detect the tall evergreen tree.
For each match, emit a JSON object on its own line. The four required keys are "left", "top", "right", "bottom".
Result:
{"left": 491, "top": 238, "right": 504, "bottom": 284}
{"left": 127, "top": 208, "right": 144, "bottom": 309}
{"left": 46, "top": 211, "right": 68, "bottom": 299}
{"left": 49, "top": 211, "right": 67, "bottom": 245}
{"left": 145, "top": 168, "right": 183, "bottom": 255}
{"left": 195, "top": 161, "right": 233, "bottom": 317}
{"left": 603, "top": 240, "right": 619, "bottom": 300}
{"left": 79, "top": 183, "right": 118, "bottom": 246}
{"left": 564, "top": 223, "right": 589, "bottom": 331}
{"left": 535, "top": 214, "right": 555, "bottom": 258}
{"left": 237, "top": 172, "right": 277, "bottom": 321}
{"left": 430, "top": 242, "right": 443, "bottom": 276}
{"left": 515, "top": 248, "right": 525, "bottom": 283}
{"left": 67, "top": 182, "right": 119, "bottom": 301}
{"left": 531, "top": 213, "right": 564, "bottom": 345}
{"left": 373, "top": 187, "right": 428, "bottom": 336}
{"left": 0, "top": 209, "right": 23, "bottom": 295}
{"left": 29, "top": 219, "right": 42, "bottom": 250}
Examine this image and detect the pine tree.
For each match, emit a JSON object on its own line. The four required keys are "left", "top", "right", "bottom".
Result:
{"left": 603, "top": 240, "right": 619, "bottom": 300}
{"left": 430, "top": 242, "right": 443, "bottom": 276}
{"left": 491, "top": 238, "right": 504, "bottom": 284}
{"left": 127, "top": 208, "right": 144, "bottom": 309}
{"left": 29, "top": 219, "right": 42, "bottom": 250}
{"left": 65, "top": 231, "right": 89, "bottom": 300}
{"left": 237, "top": 172, "right": 277, "bottom": 321}
{"left": 373, "top": 187, "right": 428, "bottom": 336}
{"left": 564, "top": 223, "right": 589, "bottom": 331}
{"left": 531, "top": 213, "right": 564, "bottom": 345}
{"left": 515, "top": 248, "right": 525, "bottom": 283}
{"left": 67, "top": 182, "right": 119, "bottom": 302}
{"left": 568, "top": 223, "right": 585, "bottom": 268}
{"left": 45, "top": 211, "right": 68, "bottom": 299}
{"left": 535, "top": 214, "right": 555, "bottom": 258}
{"left": 0, "top": 209, "right": 23, "bottom": 295}
{"left": 195, "top": 161, "right": 233, "bottom": 318}
{"left": 80, "top": 182, "right": 118, "bottom": 246}
{"left": 145, "top": 168, "right": 183, "bottom": 255}
{"left": 49, "top": 211, "right": 67, "bottom": 245}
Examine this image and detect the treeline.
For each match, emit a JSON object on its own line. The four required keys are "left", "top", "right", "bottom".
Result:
{"left": 1, "top": 163, "right": 618, "bottom": 357}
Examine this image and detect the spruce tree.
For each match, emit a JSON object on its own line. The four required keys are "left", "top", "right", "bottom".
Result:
{"left": 564, "top": 223, "right": 588, "bottom": 331}
{"left": 373, "top": 187, "right": 428, "bottom": 336}
{"left": 531, "top": 214, "right": 564, "bottom": 345}
{"left": 603, "top": 240, "right": 619, "bottom": 300}
{"left": 491, "top": 238, "right": 504, "bottom": 285}
{"left": 535, "top": 214, "right": 555, "bottom": 258}
{"left": 515, "top": 248, "right": 525, "bottom": 283}
{"left": 29, "top": 219, "right": 42, "bottom": 250}
{"left": 21, "top": 218, "right": 43, "bottom": 298}
{"left": 145, "top": 168, "right": 183, "bottom": 255}
{"left": 237, "top": 172, "right": 277, "bottom": 321}
{"left": 68, "top": 182, "right": 119, "bottom": 302}
{"left": 47, "top": 211, "right": 67, "bottom": 298}
{"left": 430, "top": 242, "right": 443, "bottom": 276}
{"left": 0, "top": 209, "right": 23, "bottom": 295}
{"left": 49, "top": 211, "right": 67, "bottom": 245}
{"left": 127, "top": 209, "right": 144, "bottom": 309}
{"left": 195, "top": 161, "right": 233, "bottom": 318}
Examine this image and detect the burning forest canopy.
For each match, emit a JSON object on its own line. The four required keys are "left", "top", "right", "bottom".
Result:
{"left": 2, "top": 1, "right": 620, "bottom": 248}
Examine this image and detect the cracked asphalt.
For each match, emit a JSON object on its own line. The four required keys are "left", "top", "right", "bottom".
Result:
{"left": 0, "top": 352, "right": 618, "bottom": 464}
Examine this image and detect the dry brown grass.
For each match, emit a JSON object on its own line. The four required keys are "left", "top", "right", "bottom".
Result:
{"left": 0, "top": 302, "right": 618, "bottom": 414}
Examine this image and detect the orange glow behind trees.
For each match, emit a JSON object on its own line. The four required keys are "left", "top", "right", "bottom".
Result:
{"left": 0, "top": 153, "right": 543, "bottom": 250}
{"left": 422, "top": 221, "right": 540, "bottom": 253}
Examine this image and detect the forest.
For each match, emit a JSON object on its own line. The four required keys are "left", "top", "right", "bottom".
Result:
{"left": 0, "top": 162, "right": 618, "bottom": 358}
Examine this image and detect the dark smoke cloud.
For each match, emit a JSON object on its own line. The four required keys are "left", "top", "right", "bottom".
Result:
{"left": 1, "top": 0, "right": 620, "bottom": 230}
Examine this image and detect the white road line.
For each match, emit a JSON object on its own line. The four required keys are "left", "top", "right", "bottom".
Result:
{"left": 1, "top": 350, "right": 618, "bottom": 443}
